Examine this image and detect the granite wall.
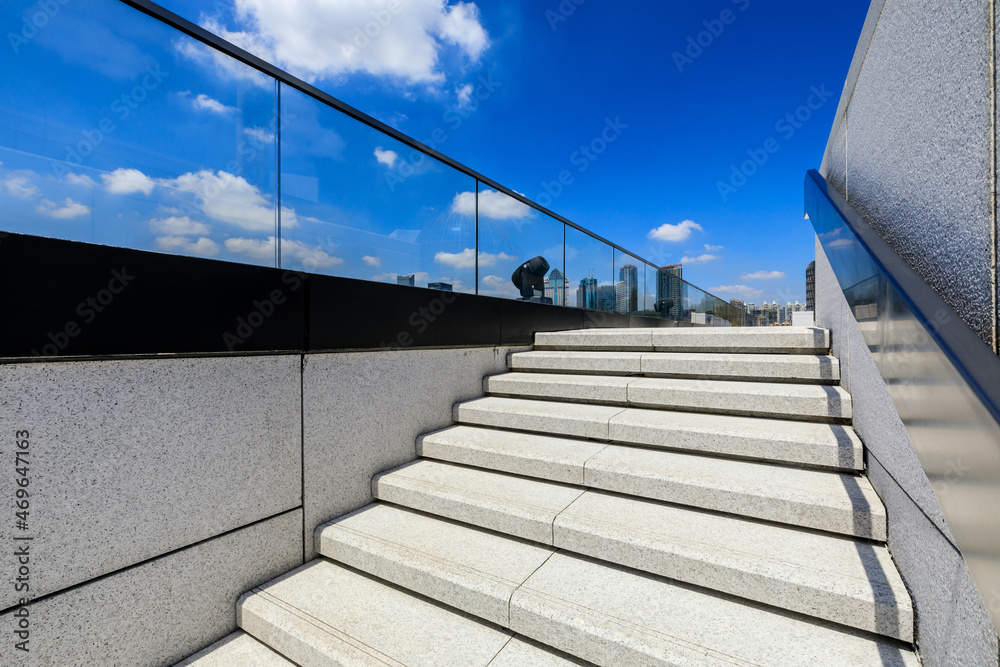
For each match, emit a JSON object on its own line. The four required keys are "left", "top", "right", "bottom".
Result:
{"left": 0, "top": 345, "right": 523, "bottom": 666}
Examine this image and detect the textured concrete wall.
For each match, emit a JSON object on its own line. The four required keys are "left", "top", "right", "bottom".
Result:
{"left": 0, "top": 356, "right": 303, "bottom": 608}
{"left": 0, "top": 344, "right": 525, "bottom": 663}
{"left": 820, "top": 0, "right": 998, "bottom": 352}
{"left": 302, "top": 346, "right": 527, "bottom": 560}
{"left": 815, "top": 237, "right": 999, "bottom": 666}
{"left": 0, "top": 511, "right": 302, "bottom": 667}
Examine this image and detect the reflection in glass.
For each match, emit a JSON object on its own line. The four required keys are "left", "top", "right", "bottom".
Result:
{"left": 476, "top": 190, "right": 563, "bottom": 301}
{"left": 613, "top": 249, "right": 643, "bottom": 315}
{"left": 279, "top": 84, "right": 476, "bottom": 290}
{"left": 0, "top": 0, "right": 278, "bottom": 266}
{"left": 565, "top": 225, "right": 614, "bottom": 311}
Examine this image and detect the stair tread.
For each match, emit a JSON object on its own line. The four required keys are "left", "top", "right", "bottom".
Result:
{"left": 512, "top": 552, "right": 918, "bottom": 666}
{"left": 373, "top": 459, "right": 586, "bottom": 544}
{"left": 239, "top": 560, "right": 585, "bottom": 666}
{"left": 376, "top": 456, "right": 886, "bottom": 542}
{"left": 318, "top": 503, "right": 554, "bottom": 627}
{"left": 455, "top": 397, "right": 863, "bottom": 471}
{"left": 510, "top": 350, "right": 840, "bottom": 382}
{"left": 319, "top": 501, "right": 910, "bottom": 641}
{"left": 176, "top": 631, "right": 296, "bottom": 666}
{"left": 485, "top": 373, "right": 852, "bottom": 421}
{"left": 555, "top": 491, "right": 911, "bottom": 641}
{"left": 535, "top": 327, "right": 831, "bottom": 353}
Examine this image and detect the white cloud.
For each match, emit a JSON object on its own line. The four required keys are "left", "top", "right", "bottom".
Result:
{"left": 224, "top": 236, "right": 275, "bottom": 262}
{"left": 374, "top": 147, "right": 399, "bottom": 168}
{"left": 435, "top": 248, "right": 515, "bottom": 269}
{"left": 2, "top": 176, "right": 40, "bottom": 199}
{"left": 244, "top": 127, "right": 276, "bottom": 144}
{"left": 456, "top": 83, "right": 473, "bottom": 108}
{"left": 65, "top": 173, "right": 98, "bottom": 188}
{"left": 103, "top": 168, "right": 156, "bottom": 195}
{"left": 648, "top": 220, "right": 702, "bottom": 242}
{"left": 203, "top": 0, "right": 489, "bottom": 85}
{"left": 362, "top": 255, "right": 382, "bottom": 267}
{"left": 155, "top": 235, "right": 221, "bottom": 257}
{"left": 190, "top": 93, "right": 237, "bottom": 114}
{"left": 160, "top": 170, "right": 298, "bottom": 231}
{"left": 37, "top": 198, "right": 90, "bottom": 219}
{"left": 225, "top": 236, "right": 343, "bottom": 269}
{"left": 149, "top": 216, "right": 211, "bottom": 236}
{"left": 709, "top": 285, "right": 764, "bottom": 300}
{"left": 740, "top": 270, "right": 786, "bottom": 280}
{"left": 174, "top": 39, "right": 272, "bottom": 88}
{"left": 284, "top": 239, "right": 343, "bottom": 269}
{"left": 451, "top": 189, "right": 532, "bottom": 220}
{"left": 481, "top": 274, "right": 520, "bottom": 297}
{"left": 704, "top": 243, "right": 724, "bottom": 251}
{"left": 680, "top": 253, "right": 719, "bottom": 265}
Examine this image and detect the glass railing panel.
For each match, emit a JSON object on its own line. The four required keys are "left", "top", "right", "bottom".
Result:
{"left": 641, "top": 264, "right": 663, "bottom": 319}
{"left": 278, "top": 84, "right": 476, "bottom": 291}
{"left": 807, "top": 169, "right": 1000, "bottom": 632}
{"left": 564, "top": 225, "right": 614, "bottom": 311}
{"left": 475, "top": 189, "right": 563, "bottom": 302}
{"left": 0, "top": 0, "right": 279, "bottom": 265}
{"left": 612, "top": 249, "right": 644, "bottom": 316}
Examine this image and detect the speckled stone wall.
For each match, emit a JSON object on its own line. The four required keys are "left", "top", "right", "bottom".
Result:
{"left": 821, "top": 0, "right": 998, "bottom": 352}
{"left": 0, "top": 345, "right": 528, "bottom": 664}
{"left": 302, "top": 345, "right": 528, "bottom": 560}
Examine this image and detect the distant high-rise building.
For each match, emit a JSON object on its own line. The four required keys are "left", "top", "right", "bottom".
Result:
{"left": 396, "top": 274, "right": 415, "bottom": 287}
{"left": 656, "top": 264, "right": 683, "bottom": 318}
{"left": 597, "top": 285, "right": 616, "bottom": 312}
{"left": 428, "top": 282, "right": 452, "bottom": 292}
{"left": 806, "top": 261, "right": 816, "bottom": 311}
{"left": 616, "top": 264, "right": 639, "bottom": 314}
{"left": 577, "top": 275, "right": 598, "bottom": 310}
{"left": 544, "top": 268, "right": 566, "bottom": 306}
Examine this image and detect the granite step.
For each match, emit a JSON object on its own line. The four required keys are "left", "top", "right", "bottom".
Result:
{"left": 534, "top": 326, "right": 831, "bottom": 354}
{"left": 509, "top": 350, "right": 840, "bottom": 384}
{"left": 512, "top": 552, "right": 918, "bottom": 666}
{"left": 374, "top": 457, "right": 886, "bottom": 542}
{"left": 238, "top": 560, "right": 588, "bottom": 666}
{"left": 175, "top": 631, "right": 295, "bottom": 666}
{"left": 318, "top": 502, "right": 912, "bottom": 641}
{"left": 484, "top": 373, "right": 853, "bottom": 423}
{"left": 454, "top": 397, "right": 863, "bottom": 471}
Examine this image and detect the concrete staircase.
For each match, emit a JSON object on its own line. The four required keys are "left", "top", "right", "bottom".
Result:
{"left": 180, "top": 327, "right": 920, "bottom": 666}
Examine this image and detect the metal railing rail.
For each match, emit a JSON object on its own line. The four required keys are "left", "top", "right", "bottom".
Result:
{"left": 806, "top": 170, "right": 1000, "bottom": 425}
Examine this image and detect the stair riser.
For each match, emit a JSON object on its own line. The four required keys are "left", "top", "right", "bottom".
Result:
{"left": 485, "top": 376, "right": 853, "bottom": 423}
{"left": 509, "top": 354, "right": 840, "bottom": 384}
{"left": 553, "top": 522, "right": 911, "bottom": 642}
{"left": 585, "top": 464, "right": 885, "bottom": 541}
{"left": 454, "top": 403, "right": 863, "bottom": 472}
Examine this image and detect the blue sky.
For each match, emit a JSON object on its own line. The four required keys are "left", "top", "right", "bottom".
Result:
{"left": 0, "top": 0, "right": 870, "bottom": 306}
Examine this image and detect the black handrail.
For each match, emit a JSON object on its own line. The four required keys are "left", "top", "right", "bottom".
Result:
{"left": 806, "top": 169, "right": 1000, "bottom": 426}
